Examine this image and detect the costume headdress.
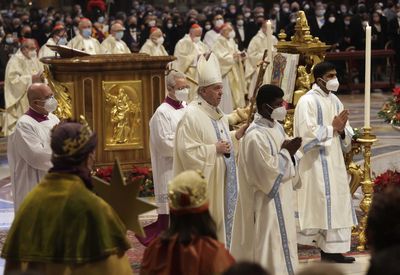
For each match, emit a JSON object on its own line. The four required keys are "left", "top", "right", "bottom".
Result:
{"left": 168, "top": 170, "right": 208, "bottom": 215}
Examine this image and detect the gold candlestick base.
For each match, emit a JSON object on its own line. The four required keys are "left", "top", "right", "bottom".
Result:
{"left": 356, "top": 127, "right": 377, "bottom": 251}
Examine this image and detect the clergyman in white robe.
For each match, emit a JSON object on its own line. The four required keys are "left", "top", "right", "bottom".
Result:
{"left": 101, "top": 35, "right": 131, "bottom": 54}
{"left": 67, "top": 34, "right": 102, "bottom": 55}
{"left": 294, "top": 83, "right": 357, "bottom": 253}
{"left": 245, "top": 29, "right": 278, "bottom": 98}
{"left": 8, "top": 109, "right": 59, "bottom": 211}
{"left": 173, "top": 53, "right": 245, "bottom": 249}
{"left": 212, "top": 28, "right": 246, "bottom": 114}
{"left": 173, "top": 33, "right": 209, "bottom": 101}
{"left": 4, "top": 49, "right": 43, "bottom": 135}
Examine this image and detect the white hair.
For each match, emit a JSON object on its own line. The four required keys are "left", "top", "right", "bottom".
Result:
{"left": 166, "top": 70, "right": 186, "bottom": 91}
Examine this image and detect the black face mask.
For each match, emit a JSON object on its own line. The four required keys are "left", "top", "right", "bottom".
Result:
{"left": 130, "top": 23, "right": 137, "bottom": 28}
{"left": 23, "top": 32, "right": 32, "bottom": 38}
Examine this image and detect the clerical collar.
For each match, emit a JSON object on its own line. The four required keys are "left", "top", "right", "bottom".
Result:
{"left": 196, "top": 97, "right": 223, "bottom": 120}
{"left": 312, "top": 83, "right": 330, "bottom": 97}
{"left": 254, "top": 112, "right": 275, "bottom": 128}
{"left": 164, "top": 96, "right": 184, "bottom": 110}
{"left": 26, "top": 108, "right": 49, "bottom": 122}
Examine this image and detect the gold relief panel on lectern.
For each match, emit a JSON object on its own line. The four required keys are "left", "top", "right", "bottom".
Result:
{"left": 102, "top": 81, "right": 143, "bottom": 150}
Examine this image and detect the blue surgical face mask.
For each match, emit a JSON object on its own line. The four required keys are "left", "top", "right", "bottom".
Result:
{"left": 5, "top": 37, "right": 14, "bottom": 44}
{"left": 58, "top": 37, "right": 68, "bottom": 45}
{"left": 81, "top": 28, "right": 92, "bottom": 38}
{"left": 115, "top": 31, "right": 124, "bottom": 40}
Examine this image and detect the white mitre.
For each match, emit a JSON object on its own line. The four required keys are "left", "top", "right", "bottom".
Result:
{"left": 197, "top": 53, "right": 222, "bottom": 87}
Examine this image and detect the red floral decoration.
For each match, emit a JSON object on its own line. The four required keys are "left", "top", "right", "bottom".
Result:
{"left": 373, "top": 170, "right": 400, "bottom": 193}
{"left": 94, "top": 165, "right": 154, "bottom": 197}
{"left": 378, "top": 87, "right": 400, "bottom": 126}
{"left": 87, "top": 0, "right": 106, "bottom": 13}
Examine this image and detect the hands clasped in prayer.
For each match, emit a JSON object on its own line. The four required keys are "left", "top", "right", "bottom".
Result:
{"left": 332, "top": 109, "right": 349, "bottom": 134}
{"left": 282, "top": 137, "right": 302, "bottom": 156}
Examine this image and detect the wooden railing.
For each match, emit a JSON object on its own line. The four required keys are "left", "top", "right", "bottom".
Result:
{"left": 325, "top": 49, "right": 396, "bottom": 92}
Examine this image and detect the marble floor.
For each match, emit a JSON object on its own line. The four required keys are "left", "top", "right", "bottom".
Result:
{"left": 0, "top": 92, "right": 399, "bottom": 275}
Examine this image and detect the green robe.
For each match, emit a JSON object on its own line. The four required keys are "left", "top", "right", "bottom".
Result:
{"left": 1, "top": 172, "right": 131, "bottom": 264}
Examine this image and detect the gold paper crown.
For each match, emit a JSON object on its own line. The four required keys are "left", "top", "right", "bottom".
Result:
{"left": 168, "top": 170, "right": 208, "bottom": 213}
{"left": 57, "top": 115, "right": 93, "bottom": 157}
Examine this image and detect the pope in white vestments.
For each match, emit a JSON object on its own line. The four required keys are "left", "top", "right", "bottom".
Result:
{"left": 173, "top": 53, "right": 248, "bottom": 249}
{"left": 294, "top": 62, "right": 357, "bottom": 263}
{"left": 245, "top": 21, "right": 278, "bottom": 98}
{"left": 8, "top": 83, "right": 60, "bottom": 211}
{"left": 231, "top": 85, "right": 302, "bottom": 275}
{"left": 38, "top": 24, "right": 68, "bottom": 59}
{"left": 139, "top": 27, "right": 168, "bottom": 56}
{"left": 67, "top": 18, "right": 102, "bottom": 54}
{"left": 4, "top": 39, "right": 43, "bottom": 136}
{"left": 173, "top": 24, "right": 209, "bottom": 102}
{"left": 137, "top": 71, "right": 189, "bottom": 246}
{"left": 101, "top": 22, "right": 131, "bottom": 54}
{"left": 212, "top": 23, "right": 246, "bottom": 114}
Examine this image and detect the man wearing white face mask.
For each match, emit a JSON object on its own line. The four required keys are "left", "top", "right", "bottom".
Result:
{"left": 294, "top": 62, "right": 357, "bottom": 264}
{"left": 203, "top": 14, "right": 224, "bottom": 49}
{"left": 139, "top": 27, "right": 168, "bottom": 56}
{"left": 101, "top": 22, "right": 131, "bottom": 54}
{"left": 8, "top": 83, "right": 60, "bottom": 211}
{"left": 231, "top": 85, "right": 302, "bottom": 275}
{"left": 67, "top": 18, "right": 102, "bottom": 54}
{"left": 173, "top": 24, "right": 209, "bottom": 102}
{"left": 39, "top": 24, "right": 68, "bottom": 59}
{"left": 212, "top": 23, "right": 246, "bottom": 114}
{"left": 136, "top": 70, "right": 189, "bottom": 246}
{"left": 4, "top": 39, "right": 43, "bottom": 136}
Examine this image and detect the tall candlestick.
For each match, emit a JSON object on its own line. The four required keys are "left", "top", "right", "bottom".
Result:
{"left": 364, "top": 25, "right": 371, "bottom": 128}
{"left": 265, "top": 20, "right": 273, "bottom": 84}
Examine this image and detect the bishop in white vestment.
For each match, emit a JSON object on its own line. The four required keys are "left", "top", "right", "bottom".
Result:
{"left": 245, "top": 21, "right": 278, "bottom": 98}
{"left": 8, "top": 83, "right": 60, "bottom": 211}
{"left": 203, "top": 14, "right": 224, "bottom": 49}
{"left": 101, "top": 22, "right": 131, "bottom": 54}
{"left": 231, "top": 85, "right": 302, "bottom": 275}
{"left": 139, "top": 27, "right": 168, "bottom": 56}
{"left": 294, "top": 62, "right": 357, "bottom": 263}
{"left": 38, "top": 24, "right": 68, "bottom": 59}
{"left": 173, "top": 24, "right": 209, "bottom": 102}
{"left": 212, "top": 23, "right": 246, "bottom": 114}
{"left": 4, "top": 39, "right": 43, "bottom": 135}
{"left": 67, "top": 18, "right": 102, "bottom": 54}
{"left": 173, "top": 53, "right": 248, "bottom": 248}
{"left": 137, "top": 71, "right": 189, "bottom": 246}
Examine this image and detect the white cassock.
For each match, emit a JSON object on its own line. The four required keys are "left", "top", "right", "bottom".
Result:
{"left": 4, "top": 50, "right": 43, "bottom": 136}
{"left": 203, "top": 29, "right": 219, "bottom": 49}
{"left": 231, "top": 113, "right": 300, "bottom": 275}
{"left": 67, "top": 34, "right": 102, "bottom": 54}
{"left": 245, "top": 30, "right": 278, "bottom": 98}
{"left": 173, "top": 34, "right": 209, "bottom": 101}
{"left": 212, "top": 36, "right": 246, "bottom": 114}
{"left": 294, "top": 84, "right": 357, "bottom": 253}
{"left": 8, "top": 112, "right": 60, "bottom": 211}
{"left": 101, "top": 35, "right": 131, "bottom": 54}
{"left": 173, "top": 96, "right": 238, "bottom": 248}
{"left": 38, "top": 38, "right": 58, "bottom": 59}
{"left": 149, "top": 101, "right": 185, "bottom": 214}
{"left": 139, "top": 39, "right": 168, "bottom": 56}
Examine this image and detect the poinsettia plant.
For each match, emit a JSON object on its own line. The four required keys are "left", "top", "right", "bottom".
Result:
{"left": 94, "top": 165, "right": 154, "bottom": 197}
{"left": 378, "top": 87, "right": 400, "bottom": 126}
{"left": 373, "top": 170, "right": 400, "bottom": 193}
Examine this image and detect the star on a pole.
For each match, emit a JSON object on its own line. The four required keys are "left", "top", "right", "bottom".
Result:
{"left": 92, "top": 159, "right": 157, "bottom": 237}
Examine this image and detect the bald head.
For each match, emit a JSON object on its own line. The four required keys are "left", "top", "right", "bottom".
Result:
{"left": 111, "top": 22, "right": 125, "bottom": 33}
{"left": 27, "top": 83, "right": 55, "bottom": 115}
{"left": 21, "top": 39, "right": 37, "bottom": 59}
{"left": 78, "top": 18, "right": 92, "bottom": 30}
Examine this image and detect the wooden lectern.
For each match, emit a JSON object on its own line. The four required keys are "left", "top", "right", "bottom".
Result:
{"left": 41, "top": 53, "right": 175, "bottom": 168}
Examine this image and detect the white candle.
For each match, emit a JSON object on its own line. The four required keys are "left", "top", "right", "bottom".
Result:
{"left": 266, "top": 20, "right": 273, "bottom": 62}
{"left": 364, "top": 25, "right": 371, "bottom": 128}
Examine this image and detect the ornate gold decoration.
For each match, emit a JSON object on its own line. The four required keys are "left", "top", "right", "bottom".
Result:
{"left": 43, "top": 66, "right": 74, "bottom": 119}
{"left": 102, "top": 81, "right": 143, "bottom": 150}
{"left": 283, "top": 109, "right": 294, "bottom": 137}
{"left": 344, "top": 140, "right": 363, "bottom": 195}
{"left": 54, "top": 115, "right": 93, "bottom": 157}
{"left": 92, "top": 159, "right": 157, "bottom": 237}
{"left": 293, "top": 65, "right": 312, "bottom": 105}
{"left": 355, "top": 127, "right": 377, "bottom": 251}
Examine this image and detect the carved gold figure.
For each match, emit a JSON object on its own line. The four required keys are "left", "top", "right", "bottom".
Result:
{"left": 106, "top": 88, "right": 137, "bottom": 144}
